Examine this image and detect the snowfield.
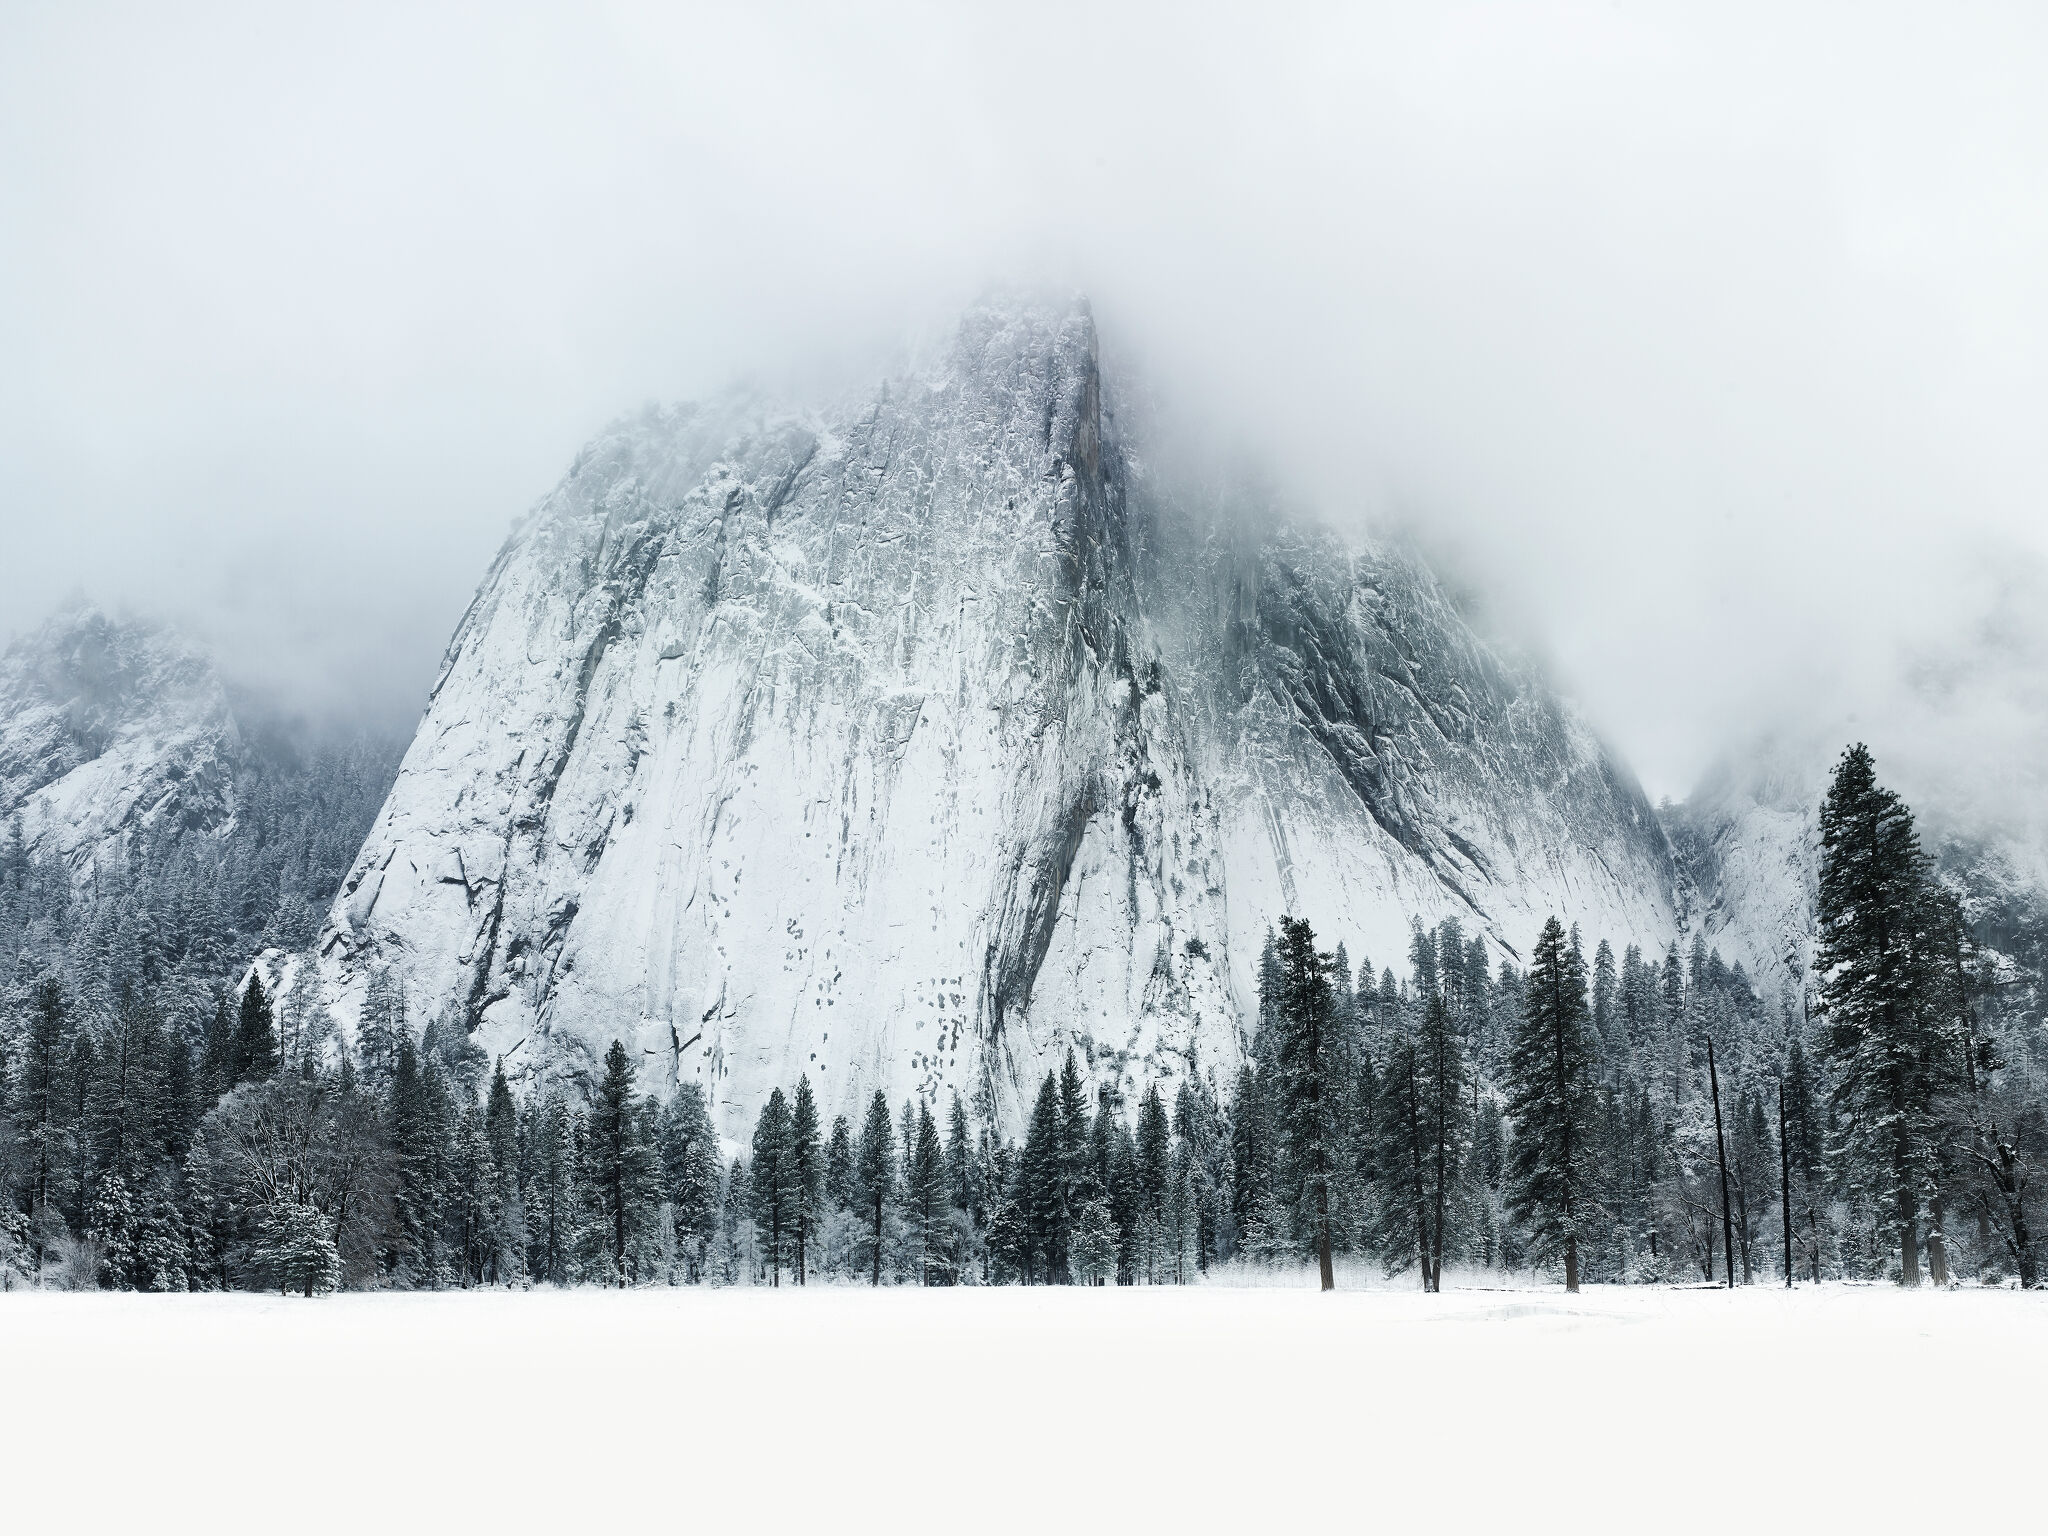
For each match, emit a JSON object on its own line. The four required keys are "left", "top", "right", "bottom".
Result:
{"left": 4, "top": 1281, "right": 2041, "bottom": 1531}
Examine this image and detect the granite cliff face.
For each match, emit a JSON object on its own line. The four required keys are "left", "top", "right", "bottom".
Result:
{"left": 317, "top": 299, "right": 1681, "bottom": 1133}
{"left": 0, "top": 603, "right": 242, "bottom": 868}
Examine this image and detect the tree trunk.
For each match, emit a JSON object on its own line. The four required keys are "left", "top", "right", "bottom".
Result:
{"left": 1563, "top": 1232, "right": 1580, "bottom": 1294}
{"left": 1316, "top": 1183, "right": 1335, "bottom": 1293}
{"left": 1898, "top": 1189, "right": 1921, "bottom": 1287}
{"left": 1431, "top": 1115, "right": 1448, "bottom": 1295}
{"left": 1927, "top": 1195, "right": 1949, "bottom": 1287}
{"left": 613, "top": 1154, "right": 627, "bottom": 1287}
{"left": 1778, "top": 1082, "right": 1794, "bottom": 1288}
{"left": 1707, "top": 1041, "right": 1736, "bottom": 1287}
{"left": 2014, "top": 1192, "right": 2037, "bottom": 1289}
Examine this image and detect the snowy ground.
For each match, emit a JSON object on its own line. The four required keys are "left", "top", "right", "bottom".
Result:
{"left": 4, "top": 1279, "right": 2042, "bottom": 1532}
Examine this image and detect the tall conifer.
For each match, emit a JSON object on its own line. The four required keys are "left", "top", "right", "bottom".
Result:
{"left": 1506, "top": 916, "right": 1598, "bottom": 1292}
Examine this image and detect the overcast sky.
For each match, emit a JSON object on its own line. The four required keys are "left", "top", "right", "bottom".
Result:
{"left": 3, "top": 2, "right": 2044, "bottom": 798}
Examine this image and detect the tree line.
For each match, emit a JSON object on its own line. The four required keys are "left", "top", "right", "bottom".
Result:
{"left": 2, "top": 742, "right": 2043, "bottom": 1291}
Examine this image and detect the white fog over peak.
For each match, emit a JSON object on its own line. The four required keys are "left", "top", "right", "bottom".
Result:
{"left": 4, "top": 5, "right": 2045, "bottom": 800}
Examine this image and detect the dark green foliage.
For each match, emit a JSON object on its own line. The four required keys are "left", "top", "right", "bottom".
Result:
{"left": 944, "top": 1093, "right": 976, "bottom": 1231}
{"left": 18, "top": 977, "right": 67, "bottom": 1217}
{"left": 906, "top": 1100, "right": 947, "bottom": 1283}
{"left": 484, "top": 1058, "right": 523, "bottom": 1281}
{"left": 8, "top": 698, "right": 2048, "bottom": 1302}
{"left": 1814, "top": 744, "right": 1963, "bottom": 1285}
{"left": 789, "top": 1076, "right": 821, "bottom": 1283}
{"left": 1019, "top": 1073, "right": 1065, "bottom": 1282}
{"left": 1273, "top": 915, "right": 1341, "bottom": 1290}
{"left": 387, "top": 1031, "right": 437, "bottom": 1281}
{"left": 585, "top": 1041, "right": 658, "bottom": 1285}
{"left": 522, "top": 1090, "right": 577, "bottom": 1285}
{"left": 1414, "top": 987, "right": 1468, "bottom": 1290}
{"left": 252, "top": 1202, "right": 341, "bottom": 1297}
{"left": 855, "top": 1090, "right": 895, "bottom": 1284}
{"left": 658, "top": 1082, "right": 722, "bottom": 1282}
{"left": 232, "top": 972, "right": 277, "bottom": 1086}
{"left": 749, "top": 1087, "right": 796, "bottom": 1285}
{"left": 1505, "top": 916, "right": 1598, "bottom": 1291}
{"left": 1133, "top": 1082, "right": 1169, "bottom": 1279}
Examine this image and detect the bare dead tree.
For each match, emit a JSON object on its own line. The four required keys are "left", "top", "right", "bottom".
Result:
{"left": 1708, "top": 1039, "right": 1736, "bottom": 1287}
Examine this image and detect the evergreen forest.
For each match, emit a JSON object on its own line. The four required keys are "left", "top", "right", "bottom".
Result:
{"left": 3, "top": 743, "right": 2044, "bottom": 1294}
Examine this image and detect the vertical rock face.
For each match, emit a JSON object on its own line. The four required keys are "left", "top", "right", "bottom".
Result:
{"left": 319, "top": 298, "right": 1682, "bottom": 1134}
{"left": 0, "top": 602, "right": 242, "bottom": 867}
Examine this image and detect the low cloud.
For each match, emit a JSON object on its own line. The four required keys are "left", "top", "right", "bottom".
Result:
{"left": 3, "top": 3, "right": 2043, "bottom": 791}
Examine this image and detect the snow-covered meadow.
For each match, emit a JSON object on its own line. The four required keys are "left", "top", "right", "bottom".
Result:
{"left": 5, "top": 1280, "right": 2040, "bottom": 1531}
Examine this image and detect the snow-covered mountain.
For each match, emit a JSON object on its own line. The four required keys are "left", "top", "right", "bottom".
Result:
{"left": 317, "top": 297, "right": 1682, "bottom": 1134}
{"left": 0, "top": 601, "right": 243, "bottom": 868}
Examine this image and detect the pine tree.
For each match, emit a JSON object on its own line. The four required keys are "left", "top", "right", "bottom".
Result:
{"left": 356, "top": 967, "right": 405, "bottom": 1085}
{"left": 449, "top": 1104, "right": 500, "bottom": 1286}
{"left": 252, "top": 1202, "right": 341, "bottom": 1297}
{"left": 825, "top": 1114, "right": 856, "bottom": 1212}
{"left": 1505, "top": 916, "right": 1598, "bottom": 1292}
{"left": 1409, "top": 922, "right": 1441, "bottom": 1004}
{"left": 1174, "top": 1079, "right": 1224, "bottom": 1272}
{"left": 1058, "top": 1049, "right": 1094, "bottom": 1228}
{"left": 855, "top": 1090, "right": 895, "bottom": 1284}
{"left": 1415, "top": 986, "right": 1468, "bottom": 1289}
{"left": 1134, "top": 1083, "right": 1170, "bottom": 1279}
{"left": 1728, "top": 1087, "right": 1774, "bottom": 1283}
{"left": 1274, "top": 915, "right": 1341, "bottom": 1290}
{"left": 790, "top": 1076, "right": 822, "bottom": 1284}
{"left": 908, "top": 1100, "right": 946, "bottom": 1284}
{"left": 1021, "top": 1073, "right": 1066, "bottom": 1282}
{"left": 750, "top": 1087, "right": 797, "bottom": 1285}
{"left": 1372, "top": 1030, "right": 1430, "bottom": 1281}
{"left": 586, "top": 1040, "right": 658, "bottom": 1285}
{"left": 721, "top": 1157, "right": 755, "bottom": 1284}
{"left": 233, "top": 971, "right": 278, "bottom": 1085}
{"left": 523, "top": 1091, "right": 577, "bottom": 1284}
{"left": 1229, "top": 1064, "right": 1273, "bottom": 1263}
{"left": 18, "top": 977, "right": 68, "bottom": 1223}
{"left": 944, "top": 1092, "right": 979, "bottom": 1267}
{"left": 1813, "top": 744, "right": 1958, "bottom": 1287}
{"left": 1660, "top": 944, "right": 1687, "bottom": 1101}
{"left": 388, "top": 1031, "right": 437, "bottom": 1282}
{"left": 1104, "top": 1112, "right": 1144, "bottom": 1281}
{"left": 1593, "top": 940, "right": 1618, "bottom": 1054}
{"left": 1782, "top": 1027, "right": 1826, "bottom": 1281}
{"left": 88, "top": 980, "right": 158, "bottom": 1187}
{"left": 485, "top": 1059, "right": 523, "bottom": 1282}
{"left": 1071, "top": 1195, "right": 1118, "bottom": 1284}
{"left": 198, "top": 990, "right": 235, "bottom": 1105}
{"left": 658, "top": 1082, "right": 722, "bottom": 1282}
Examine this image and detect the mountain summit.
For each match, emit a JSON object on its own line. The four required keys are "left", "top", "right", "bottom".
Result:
{"left": 317, "top": 298, "right": 1680, "bottom": 1133}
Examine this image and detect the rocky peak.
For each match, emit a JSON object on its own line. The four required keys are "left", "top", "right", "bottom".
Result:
{"left": 318, "top": 297, "right": 1684, "bottom": 1137}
